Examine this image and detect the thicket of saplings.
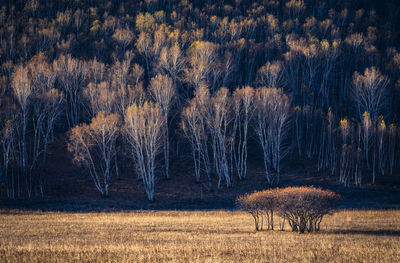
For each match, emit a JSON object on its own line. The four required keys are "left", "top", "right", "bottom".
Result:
{"left": 236, "top": 187, "right": 341, "bottom": 233}
{"left": 1, "top": 0, "right": 400, "bottom": 201}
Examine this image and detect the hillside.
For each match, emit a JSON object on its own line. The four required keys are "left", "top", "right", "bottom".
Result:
{"left": 2, "top": 134, "right": 399, "bottom": 211}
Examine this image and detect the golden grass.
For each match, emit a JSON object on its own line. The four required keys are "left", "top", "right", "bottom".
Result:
{"left": 0, "top": 210, "right": 399, "bottom": 262}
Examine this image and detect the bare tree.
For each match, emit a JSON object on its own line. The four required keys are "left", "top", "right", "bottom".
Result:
{"left": 11, "top": 65, "right": 32, "bottom": 180}
{"left": 149, "top": 74, "right": 176, "bottom": 179}
{"left": 362, "top": 112, "right": 373, "bottom": 172}
{"left": 257, "top": 60, "right": 285, "bottom": 89}
{"left": 293, "top": 106, "right": 303, "bottom": 156}
{"left": 10, "top": 57, "right": 65, "bottom": 197}
{"left": 157, "top": 44, "right": 185, "bottom": 99}
{"left": 36, "top": 26, "right": 61, "bottom": 53}
{"left": 124, "top": 102, "right": 164, "bottom": 201}
{"left": 285, "top": 0, "right": 306, "bottom": 19}
{"left": 377, "top": 117, "right": 386, "bottom": 176}
{"left": 388, "top": 124, "right": 396, "bottom": 175}
{"left": 29, "top": 77, "right": 64, "bottom": 196}
{"left": 339, "top": 118, "right": 352, "bottom": 186}
{"left": 254, "top": 87, "right": 273, "bottom": 185}
{"left": 152, "top": 24, "right": 169, "bottom": 60}
{"left": 39, "top": 88, "right": 64, "bottom": 163}
{"left": 68, "top": 112, "right": 120, "bottom": 197}
{"left": 53, "top": 55, "right": 88, "bottom": 127}
{"left": 1, "top": 119, "right": 16, "bottom": 198}
{"left": 112, "top": 28, "right": 134, "bottom": 56}
{"left": 112, "top": 62, "right": 145, "bottom": 118}
{"left": 87, "top": 58, "right": 107, "bottom": 85}
{"left": 253, "top": 87, "right": 291, "bottom": 186}
{"left": 207, "top": 88, "right": 231, "bottom": 188}
{"left": 73, "top": 9, "right": 86, "bottom": 37}
{"left": 317, "top": 40, "right": 340, "bottom": 109}
{"left": 135, "top": 12, "right": 155, "bottom": 32}
{"left": 111, "top": 60, "right": 145, "bottom": 179}
{"left": 136, "top": 31, "right": 153, "bottom": 74}
{"left": 318, "top": 108, "right": 337, "bottom": 176}
{"left": 184, "top": 41, "right": 218, "bottom": 96}
{"left": 221, "top": 52, "right": 235, "bottom": 88}
{"left": 83, "top": 82, "right": 116, "bottom": 116}
{"left": 110, "top": 59, "right": 130, "bottom": 98}
{"left": 181, "top": 84, "right": 212, "bottom": 187}
{"left": 352, "top": 67, "right": 389, "bottom": 121}
{"left": 269, "top": 89, "right": 291, "bottom": 182}
{"left": 354, "top": 147, "right": 363, "bottom": 187}
{"left": 231, "top": 86, "right": 254, "bottom": 180}
{"left": 181, "top": 100, "right": 203, "bottom": 183}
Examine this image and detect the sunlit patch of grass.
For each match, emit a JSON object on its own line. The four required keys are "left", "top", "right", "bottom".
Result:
{"left": 0, "top": 210, "right": 399, "bottom": 262}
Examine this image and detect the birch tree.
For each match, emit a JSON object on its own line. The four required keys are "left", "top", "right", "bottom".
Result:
{"left": 352, "top": 67, "right": 389, "bottom": 121}
{"left": 257, "top": 61, "right": 285, "bottom": 89}
{"left": 68, "top": 112, "right": 120, "bottom": 197}
{"left": 388, "top": 124, "right": 396, "bottom": 175}
{"left": 184, "top": 41, "right": 218, "bottom": 96}
{"left": 27, "top": 56, "right": 61, "bottom": 173}
{"left": 157, "top": 44, "right": 185, "bottom": 99}
{"left": 318, "top": 108, "right": 336, "bottom": 176}
{"left": 39, "top": 89, "right": 64, "bottom": 163}
{"left": 84, "top": 82, "right": 116, "bottom": 116}
{"left": 87, "top": 58, "right": 107, "bottom": 85}
{"left": 53, "top": 55, "right": 88, "bottom": 127}
{"left": 231, "top": 86, "right": 254, "bottom": 180}
{"left": 181, "top": 84, "right": 212, "bottom": 188}
{"left": 112, "top": 28, "right": 134, "bottom": 57}
{"left": 377, "top": 117, "right": 386, "bottom": 176}
{"left": 269, "top": 88, "right": 291, "bottom": 183}
{"left": 339, "top": 118, "right": 351, "bottom": 186}
{"left": 362, "top": 112, "right": 373, "bottom": 171}
{"left": 10, "top": 57, "right": 65, "bottom": 197}
{"left": 111, "top": 61, "right": 145, "bottom": 179}
{"left": 11, "top": 65, "right": 32, "bottom": 184}
{"left": 113, "top": 62, "right": 145, "bottom": 118}
{"left": 124, "top": 102, "right": 164, "bottom": 201}
{"left": 253, "top": 87, "right": 291, "bottom": 186}
{"left": 207, "top": 87, "right": 231, "bottom": 188}
{"left": 149, "top": 74, "right": 176, "bottom": 179}
{"left": 1, "top": 119, "right": 16, "bottom": 198}
{"left": 136, "top": 31, "right": 153, "bottom": 74}
{"left": 181, "top": 100, "right": 203, "bottom": 183}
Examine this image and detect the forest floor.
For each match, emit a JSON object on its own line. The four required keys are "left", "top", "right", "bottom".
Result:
{"left": 1, "top": 210, "right": 400, "bottom": 262}
{"left": 1, "top": 135, "right": 400, "bottom": 211}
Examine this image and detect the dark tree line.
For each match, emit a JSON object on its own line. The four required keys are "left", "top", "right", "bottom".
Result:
{"left": 0, "top": 0, "right": 399, "bottom": 200}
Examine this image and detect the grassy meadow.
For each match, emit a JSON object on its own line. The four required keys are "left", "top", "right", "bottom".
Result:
{"left": 0, "top": 210, "right": 399, "bottom": 262}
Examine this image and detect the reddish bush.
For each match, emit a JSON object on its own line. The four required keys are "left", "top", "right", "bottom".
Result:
{"left": 236, "top": 189, "right": 278, "bottom": 231}
{"left": 277, "top": 187, "right": 341, "bottom": 233}
{"left": 237, "top": 187, "right": 340, "bottom": 233}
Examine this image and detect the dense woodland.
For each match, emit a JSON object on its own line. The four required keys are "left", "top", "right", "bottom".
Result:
{"left": 0, "top": 0, "right": 399, "bottom": 201}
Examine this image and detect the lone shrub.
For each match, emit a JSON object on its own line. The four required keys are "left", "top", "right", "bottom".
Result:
{"left": 237, "top": 187, "right": 340, "bottom": 233}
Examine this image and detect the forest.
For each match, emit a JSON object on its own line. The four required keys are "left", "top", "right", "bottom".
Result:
{"left": 0, "top": 0, "right": 399, "bottom": 202}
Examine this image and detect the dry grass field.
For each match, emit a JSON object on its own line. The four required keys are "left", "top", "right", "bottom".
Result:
{"left": 0, "top": 210, "right": 399, "bottom": 262}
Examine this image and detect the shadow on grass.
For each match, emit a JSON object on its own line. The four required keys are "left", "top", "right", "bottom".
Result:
{"left": 327, "top": 229, "right": 400, "bottom": 237}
